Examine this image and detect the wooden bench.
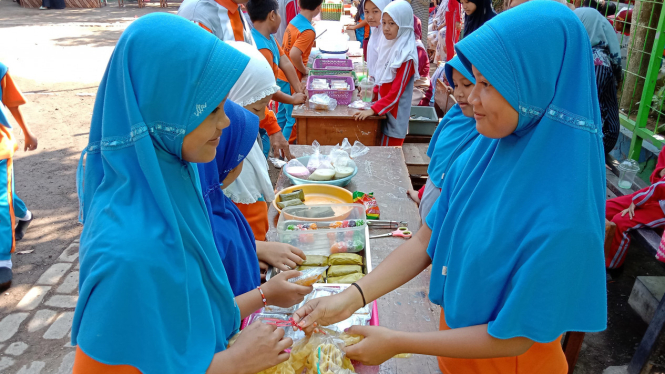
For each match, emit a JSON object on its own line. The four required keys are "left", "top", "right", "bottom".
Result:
{"left": 402, "top": 143, "right": 430, "bottom": 191}
{"left": 606, "top": 158, "right": 665, "bottom": 374}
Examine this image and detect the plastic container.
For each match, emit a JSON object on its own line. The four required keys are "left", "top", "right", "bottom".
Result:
{"left": 408, "top": 106, "right": 439, "bottom": 135}
{"left": 321, "top": 3, "right": 343, "bottom": 20}
{"left": 283, "top": 156, "right": 358, "bottom": 187}
{"left": 354, "top": 61, "right": 368, "bottom": 84}
{"left": 618, "top": 159, "right": 640, "bottom": 189}
{"left": 359, "top": 77, "right": 375, "bottom": 103}
{"left": 312, "top": 58, "right": 353, "bottom": 71}
{"left": 277, "top": 204, "right": 368, "bottom": 254}
{"left": 306, "top": 75, "right": 355, "bottom": 105}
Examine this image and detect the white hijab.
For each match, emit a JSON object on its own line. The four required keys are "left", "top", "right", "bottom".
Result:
{"left": 367, "top": 0, "right": 392, "bottom": 78}
{"left": 224, "top": 42, "right": 279, "bottom": 205}
{"left": 374, "top": 0, "right": 420, "bottom": 85}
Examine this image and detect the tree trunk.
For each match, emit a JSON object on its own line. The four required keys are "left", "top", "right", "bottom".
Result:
{"left": 619, "top": 0, "right": 663, "bottom": 113}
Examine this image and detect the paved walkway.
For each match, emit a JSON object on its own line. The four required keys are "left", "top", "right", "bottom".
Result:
{"left": 0, "top": 240, "right": 79, "bottom": 373}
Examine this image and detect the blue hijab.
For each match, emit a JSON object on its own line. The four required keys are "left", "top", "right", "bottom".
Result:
{"left": 197, "top": 99, "right": 261, "bottom": 296}
{"left": 426, "top": 56, "right": 478, "bottom": 188}
{"left": 73, "top": 13, "right": 250, "bottom": 373}
{"left": 426, "top": 1, "right": 607, "bottom": 343}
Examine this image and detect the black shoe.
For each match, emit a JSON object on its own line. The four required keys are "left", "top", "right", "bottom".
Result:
{"left": 0, "top": 267, "right": 12, "bottom": 292}
{"left": 15, "top": 215, "right": 33, "bottom": 241}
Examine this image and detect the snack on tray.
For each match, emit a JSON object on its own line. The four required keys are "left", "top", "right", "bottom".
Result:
{"left": 330, "top": 239, "right": 364, "bottom": 253}
{"left": 327, "top": 265, "right": 362, "bottom": 278}
{"left": 327, "top": 272, "right": 364, "bottom": 284}
{"left": 301, "top": 255, "right": 328, "bottom": 266}
{"left": 328, "top": 253, "right": 363, "bottom": 266}
{"left": 290, "top": 206, "right": 336, "bottom": 219}
{"left": 280, "top": 189, "right": 305, "bottom": 202}
{"left": 277, "top": 199, "right": 304, "bottom": 209}
{"left": 288, "top": 266, "right": 328, "bottom": 286}
{"left": 353, "top": 191, "right": 380, "bottom": 219}
{"left": 286, "top": 223, "right": 318, "bottom": 231}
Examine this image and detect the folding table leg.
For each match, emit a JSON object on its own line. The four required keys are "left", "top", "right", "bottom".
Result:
{"left": 562, "top": 332, "right": 585, "bottom": 374}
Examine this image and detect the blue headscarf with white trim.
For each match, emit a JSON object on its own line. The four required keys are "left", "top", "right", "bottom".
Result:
{"left": 426, "top": 56, "right": 478, "bottom": 188}
{"left": 73, "top": 13, "right": 250, "bottom": 373}
{"left": 197, "top": 99, "right": 261, "bottom": 296}
{"left": 426, "top": 1, "right": 607, "bottom": 343}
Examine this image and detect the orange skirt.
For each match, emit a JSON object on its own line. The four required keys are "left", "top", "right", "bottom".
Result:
{"left": 234, "top": 201, "right": 269, "bottom": 241}
{"left": 437, "top": 309, "right": 568, "bottom": 374}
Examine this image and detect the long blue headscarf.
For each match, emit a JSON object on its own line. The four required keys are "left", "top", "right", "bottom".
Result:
{"left": 426, "top": 56, "right": 478, "bottom": 189}
{"left": 72, "top": 13, "right": 250, "bottom": 373}
{"left": 426, "top": 1, "right": 607, "bottom": 343}
{"left": 197, "top": 99, "right": 260, "bottom": 296}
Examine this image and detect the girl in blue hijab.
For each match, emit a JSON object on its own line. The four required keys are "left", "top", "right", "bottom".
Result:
{"left": 409, "top": 55, "right": 479, "bottom": 223}
{"left": 73, "top": 13, "right": 293, "bottom": 374}
{"left": 292, "top": 2, "right": 607, "bottom": 373}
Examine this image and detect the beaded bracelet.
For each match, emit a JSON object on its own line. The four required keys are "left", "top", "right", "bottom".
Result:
{"left": 257, "top": 286, "right": 267, "bottom": 307}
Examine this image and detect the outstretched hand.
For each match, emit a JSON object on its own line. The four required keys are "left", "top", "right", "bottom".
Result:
{"left": 344, "top": 325, "right": 398, "bottom": 365}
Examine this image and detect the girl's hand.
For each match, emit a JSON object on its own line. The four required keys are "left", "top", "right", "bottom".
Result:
{"left": 259, "top": 261, "right": 269, "bottom": 281}
{"left": 353, "top": 109, "right": 375, "bottom": 121}
{"left": 291, "top": 93, "right": 307, "bottom": 105}
{"left": 23, "top": 131, "right": 38, "bottom": 151}
{"left": 621, "top": 202, "right": 636, "bottom": 220}
{"left": 292, "top": 290, "right": 363, "bottom": 333}
{"left": 262, "top": 270, "right": 313, "bottom": 307}
{"left": 344, "top": 326, "right": 399, "bottom": 365}
{"left": 257, "top": 242, "right": 306, "bottom": 271}
{"left": 223, "top": 321, "right": 292, "bottom": 374}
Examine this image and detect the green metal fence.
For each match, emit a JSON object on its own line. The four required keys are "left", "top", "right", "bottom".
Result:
{"left": 618, "top": 0, "right": 665, "bottom": 162}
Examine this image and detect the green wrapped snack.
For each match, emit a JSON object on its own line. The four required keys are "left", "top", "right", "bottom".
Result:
{"left": 328, "top": 253, "right": 363, "bottom": 266}
{"left": 277, "top": 199, "right": 304, "bottom": 209}
{"left": 301, "top": 255, "right": 329, "bottom": 266}
{"left": 304, "top": 206, "right": 336, "bottom": 218}
{"left": 327, "top": 265, "right": 362, "bottom": 278}
{"left": 328, "top": 273, "right": 364, "bottom": 284}
{"left": 280, "top": 189, "right": 305, "bottom": 202}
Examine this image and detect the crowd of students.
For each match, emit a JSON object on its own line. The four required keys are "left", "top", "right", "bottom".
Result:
{"left": 4, "top": 0, "right": 612, "bottom": 371}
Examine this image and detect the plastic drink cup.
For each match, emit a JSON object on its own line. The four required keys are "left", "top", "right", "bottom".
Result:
{"left": 617, "top": 159, "right": 640, "bottom": 189}
{"left": 359, "top": 77, "right": 375, "bottom": 103}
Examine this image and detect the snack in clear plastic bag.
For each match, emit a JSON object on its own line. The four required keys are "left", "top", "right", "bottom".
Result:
{"left": 353, "top": 191, "right": 379, "bottom": 219}
{"left": 269, "top": 157, "right": 288, "bottom": 168}
{"left": 339, "top": 332, "right": 364, "bottom": 346}
{"left": 258, "top": 361, "right": 296, "bottom": 374}
{"left": 350, "top": 141, "right": 370, "bottom": 159}
{"left": 329, "top": 149, "right": 350, "bottom": 167}
{"left": 288, "top": 335, "right": 314, "bottom": 372}
{"left": 280, "top": 189, "right": 305, "bottom": 202}
{"left": 297, "top": 333, "right": 355, "bottom": 374}
{"left": 309, "top": 94, "right": 338, "bottom": 111}
{"left": 288, "top": 266, "right": 328, "bottom": 286}
{"left": 307, "top": 141, "right": 322, "bottom": 173}
{"left": 328, "top": 253, "right": 363, "bottom": 266}
{"left": 285, "top": 159, "right": 311, "bottom": 179}
{"left": 327, "top": 273, "right": 364, "bottom": 284}
{"left": 327, "top": 265, "right": 362, "bottom": 278}
{"left": 309, "top": 160, "right": 336, "bottom": 181}
{"left": 348, "top": 100, "right": 371, "bottom": 110}
{"left": 340, "top": 138, "right": 353, "bottom": 153}
{"left": 301, "top": 255, "right": 328, "bottom": 266}
{"left": 330, "top": 240, "right": 364, "bottom": 253}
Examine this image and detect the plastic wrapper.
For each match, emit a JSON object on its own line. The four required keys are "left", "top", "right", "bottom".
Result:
{"left": 327, "top": 273, "right": 364, "bottom": 284}
{"left": 330, "top": 240, "right": 365, "bottom": 253}
{"left": 348, "top": 100, "right": 371, "bottom": 110}
{"left": 329, "top": 149, "right": 350, "bottom": 167}
{"left": 277, "top": 199, "right": 304, "bottom": 209}
{"left": 258, "top": 362, "right": 296, "bottom": 374}
{"left": 307, "top": 140, "right": 322, "bottom": 173}
{"left": 339, "top": 332, "right": 363, "bottom": 346}
{"left": 288, "top": 266, "right": 328, "bottom": 286}
{"left": 328, "top": 253, "right": 363, "bottom": 266}
{"left": 350, "top": 141, "right": 370, "bottom": 159}
{"left": 246, "top": 312, "right": 305, "bottom": 341}
{"left": 301, "top": 255, "right": 328, "bottom": 266}
{"left": 280, "top": 189, "right": 305, "bottom": 202}
{"left": 288, "top": 333, "right": 355, "bottom": 374}
{"left": 309, "top": 94, "right": 338, "bottom": 111}
{"left": 269, "top": 157, "right": 287, "bottom": 168}
{"left": 327, "top": 265, "right": 362, "bottom": 278}
{"left": 309, "top": 160, "right": 336, "bottom": 181}
{"left": 353, "top": 191, "right": 379, "bottom": 219}
{"left": 285, "top": 159, "right": 311, "bottom": 179}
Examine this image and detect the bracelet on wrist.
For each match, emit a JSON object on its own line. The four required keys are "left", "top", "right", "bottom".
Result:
{"left": 257, "top": 286, "right": 267, "bottom": 307}
{"left": 351, "top": 282, "right": 366, "bottom": 307}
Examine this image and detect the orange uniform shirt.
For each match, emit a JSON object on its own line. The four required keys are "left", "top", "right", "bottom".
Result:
{"left": 276, "top": 25, "right": 315, "bottom": 82}
{"left": 0, "top": 72, "right": 24, "bottom": 160}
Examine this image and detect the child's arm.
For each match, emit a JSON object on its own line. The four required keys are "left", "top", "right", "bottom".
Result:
{"left": 290, "top": 48, "right": 308, "bottom": 76}
{"left": 260, "top": 109, "right": 293, "bottom": 159}
{"left": 278, "top": 57, "right": 304, "bottom": 94}
{"left": 8, "top": 107, "right": 38, "bottom": 151}
{"left": 346, "top": 19, "right": 368, "bottom": 30}
{"left": 633, "top": 181, "right": 665, "bottom": 207}
{"left": 355, "top": 60, "right": 416, "bottom": 121}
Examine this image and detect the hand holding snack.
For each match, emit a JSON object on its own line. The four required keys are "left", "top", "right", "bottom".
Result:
{"left": 224, "top": 321, "right": 292, "bottom": 374}
{"left": 343, "top": 325, "right": 400, "bottom": 366}
{"left": 263, "top": 270, "right": 313, "bottom": 308}
{"left": 292, "top": 291, "right": 363, "bottom": 333}
{"left": 257, "top": 242, "right": 307, "bottom": 271}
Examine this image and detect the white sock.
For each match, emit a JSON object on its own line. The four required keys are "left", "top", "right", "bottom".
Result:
{"left": 0, "top": 259, "right": 12, "bottom": 269}
{"left": 17, "top": 210, "right": 32, "bottom": 221}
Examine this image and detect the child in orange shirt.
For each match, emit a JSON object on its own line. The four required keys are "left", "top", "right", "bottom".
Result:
{"left": 247, "top": 0, "right": 307, "bottom": 155}
{"left": 0, "top": 62, "right": 38, "bottom": 291}
{"left": 276, "top": 0, "right": 322, "bottom": 142}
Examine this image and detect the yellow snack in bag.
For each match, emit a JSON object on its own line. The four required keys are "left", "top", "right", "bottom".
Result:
{"left": 327, "top": 265, "right": 362, "bottom": 278}
{"left": 302, "top": 255, "right": 329, "bottom": 266}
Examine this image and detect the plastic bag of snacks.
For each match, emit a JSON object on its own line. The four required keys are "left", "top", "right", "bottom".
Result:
{"left": 309, "top": 93, "right": 338, "bottom": 111}
{"left": 285, "top": 159, "right": 311, "bottom": 179}
{"left": 288, "top": 332, "right": 356, "bottom": 374}
{"left": 288, "top": 266, "right": 328, "bottom": 286}
{"left": 309, "top": 160, "right": 336, "bottom": 181}
{"left": 350, "top": 141, "right": 369, "bottom": 159}
{"left": 353, "top": 191, "right": 379, "bottom": 219}
{"left": 307, "top": 141, "right": 322, "bottom": 172}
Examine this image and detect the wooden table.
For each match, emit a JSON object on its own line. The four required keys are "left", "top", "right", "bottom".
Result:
{"left": 292, "top": 105, "right": 386, "bottom": 146}
{"left": 267, "top": 146, "right": 441, "bottom": 373}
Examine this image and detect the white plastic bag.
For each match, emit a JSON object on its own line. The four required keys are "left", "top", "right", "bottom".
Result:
{"left": 350, "top": 141, "right": 369, "bottom": 159}
{"left": 309, "top": 94, "right": 338, "bottom": 111}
